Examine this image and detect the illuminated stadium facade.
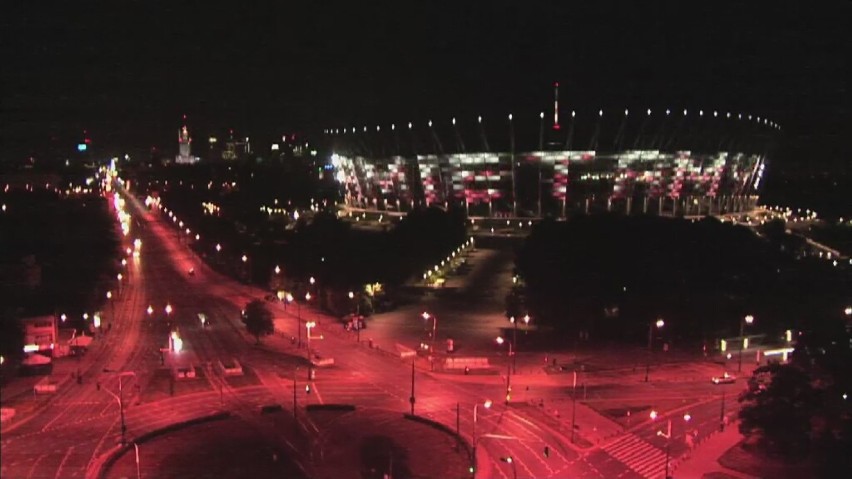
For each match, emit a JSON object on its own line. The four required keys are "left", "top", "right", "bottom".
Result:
{"left": 323, "top": 100, "right": 779, "bottom": 218}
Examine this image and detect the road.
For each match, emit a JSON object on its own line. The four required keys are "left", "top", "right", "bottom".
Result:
{"left": 2, "top": 180, "right": 755, "bottom": 479}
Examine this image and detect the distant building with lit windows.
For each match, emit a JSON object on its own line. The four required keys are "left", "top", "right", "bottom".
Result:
{"left": 175, "top": 121, "right": 199, "bottom": 164}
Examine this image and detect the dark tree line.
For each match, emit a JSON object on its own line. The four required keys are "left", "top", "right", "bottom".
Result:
{"left": 0, "top": 189, "right": 120, "bottom": 359}
{"left": 512, "top": 214, "right": 850, "bottom": 345}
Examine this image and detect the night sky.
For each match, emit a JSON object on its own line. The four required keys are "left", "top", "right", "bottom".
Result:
{"left": 1, "top": 1, "right": 848, "bottom": 166}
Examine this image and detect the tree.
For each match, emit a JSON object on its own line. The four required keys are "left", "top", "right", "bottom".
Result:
{"left": 243, "top": 300, "right": 274, "bottom": 344}
{"left": 0, "top": 309, "right": 25, "bottom": 363}
{"left": 738, "top": 363, "right": 816, "bottom": 457}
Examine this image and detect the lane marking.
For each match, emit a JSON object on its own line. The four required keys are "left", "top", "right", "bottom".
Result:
{"left": 53, "top": 445, "right": 75, "bottom": 479}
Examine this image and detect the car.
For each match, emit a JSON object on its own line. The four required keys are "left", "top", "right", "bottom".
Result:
{"left": 712, "top": 372, "right": 736, "bottom": 384}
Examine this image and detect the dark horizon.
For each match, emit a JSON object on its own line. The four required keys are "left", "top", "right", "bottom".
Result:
{"left": 1, "top": 1, "right": 849, "bottom": 168}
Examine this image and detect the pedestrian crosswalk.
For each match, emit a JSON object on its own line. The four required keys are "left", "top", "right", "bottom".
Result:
{"left": 601, "top": 433, "right": 666, "bottom": 479}
{"left": 309, "top": 369, "right": 410, "bottom": 408}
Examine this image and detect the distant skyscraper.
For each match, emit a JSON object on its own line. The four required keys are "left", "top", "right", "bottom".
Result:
{"left": 175, "top": 116, "right": 199, "bottom": 164}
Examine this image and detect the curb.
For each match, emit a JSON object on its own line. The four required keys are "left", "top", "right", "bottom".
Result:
{"left": 403, "top": 413, "right": 476, "bottom": 477}
{"left": 87, "top": 411, "right": 232, "bottom": 479}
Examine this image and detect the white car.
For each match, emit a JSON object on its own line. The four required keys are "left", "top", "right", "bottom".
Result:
{"left": 712, "top": 372, "right": 736, "bottom": 384}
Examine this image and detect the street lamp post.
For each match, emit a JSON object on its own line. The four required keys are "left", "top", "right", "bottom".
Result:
{"left": 422, "top": 312, "right": 438, "bottom": 370}
{"left": 645, "top": 318, "right": 665, "bottom": 382}
{"left": 422, "top": 312, "right": 437, "bottom": 352}
{"left": 654, "top": 411, "right": 692, "bottom": 479}
{"left": 738, "top": 315, "right": 754, "bottom": 373}
{"left": 102, "top": 369, "right": 136, "bottom": 445}
{"left": 285, "top": 293, "right": 298, "bottom": 347}
{"left": 472, "top": 400, "right": 492, "bottom": 479}
{"left": 409, "top": 357, "right": 415, "bottom": 415}
{"left": 306, "top": 321, "right": 316, "bottom": 380}
{"left": 349, "top": 291, "right": 362, "bottom": 343}
{"left": 302, "top": 293, "right": 311, "bottom": 347}
{"left": 509, "top": 314, "right": 530, "bottom": 374}
{"left": 571, "top": 370, "right": 578, "bottom": 443}
{"left": 510, "top": 316, "right": 517, "bottom": 374}
{"left": 106, "top": 291, "right": 115, "bottom": 322}
{"left": 496, "top": 336, "right": 513, "bottom": 405}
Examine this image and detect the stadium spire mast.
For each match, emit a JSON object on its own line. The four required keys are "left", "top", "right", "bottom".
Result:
{"left": 553, "top": 82, "right": 561, "bottom": 130}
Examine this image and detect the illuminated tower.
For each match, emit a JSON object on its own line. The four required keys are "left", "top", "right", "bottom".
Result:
{"left": 175, "top": 115, "right": 198, "bottom": 164}
{"left": 553, "top": 82, "right": 560, "bottom": 130}
{"left": 179, "top": 126, "right": 191, "bottom": 157}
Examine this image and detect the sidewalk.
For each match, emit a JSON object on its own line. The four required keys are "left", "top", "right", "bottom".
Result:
{"left": 672, "top": 421, "right": 755, "bottom": 479}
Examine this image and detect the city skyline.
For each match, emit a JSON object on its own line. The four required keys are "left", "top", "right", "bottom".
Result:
{"left": 1, "top": 2, "right": 848, "bottom": 168}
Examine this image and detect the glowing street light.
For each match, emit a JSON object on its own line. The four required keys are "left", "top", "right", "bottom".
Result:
{"left": 165, "top": 303, "right": 173, "bottom": 316}
{"left": 645, "top": 318, "right": 665, "bottom": 382}
{"left": 421, "top": 312, "right": 438, "bottom": 362}
{"left": 215, "top": 243, "right": 222, "bottom": 252}
{"left": 146, "top": 305, "right": 153, "bottom": 316}
{"left": 274, "top": 265, "right": 281, "bottom": 275}
{"left": 739, "top": 315, "right": 755, "bottom": 372}
{"left": 170, "top": 331, "right": 183, "bottom": 353}
{"left": 500, "top": 456, "right": 517, "bottom": 479}
{"left": 496, "top": 336, "right": 513, "bottom": 404}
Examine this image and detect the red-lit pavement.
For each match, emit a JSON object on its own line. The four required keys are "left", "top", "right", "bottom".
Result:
{"left": 133, "top": 189, "right": 616, "bottom": 478}
{"left": 3, "top": 182, "right": 754, "bottom": 479}
{"left": 1, "top": 196, "right": 162, "bottom": 479}
{"left": 138, "top": 187, "right": 751, "bottom": 479}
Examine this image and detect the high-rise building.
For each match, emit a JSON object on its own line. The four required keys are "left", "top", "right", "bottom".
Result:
{"left": 175, "top": 118, "right": 199, "bottom": 164}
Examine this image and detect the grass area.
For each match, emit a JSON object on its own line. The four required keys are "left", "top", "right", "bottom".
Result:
{"left": 139, "top": 367, "right": 212, "bottom": 403}
{"left": 718, "top": 442, "right": 813, "bottom": 479}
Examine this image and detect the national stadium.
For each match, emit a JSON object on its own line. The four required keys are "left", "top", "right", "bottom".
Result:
{"left": 321, "top": 87, "right": 780, "bottom": 219}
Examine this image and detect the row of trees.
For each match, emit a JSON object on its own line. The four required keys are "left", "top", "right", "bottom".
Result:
{"left": 510, "top": 214, "right": 850, "bottom": 344}
{"left": 152, "top": 166, "right": 467, "bottom": 286}
{"left": 0, "top": 188, "right": 120, "bottom": 361}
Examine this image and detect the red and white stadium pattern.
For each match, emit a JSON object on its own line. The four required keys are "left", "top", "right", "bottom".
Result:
{"left": 324, "top": 106, "right": 775, "bottom": 216}
{"left": 331, "top": 149, "right": 763, "bottom": 217}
